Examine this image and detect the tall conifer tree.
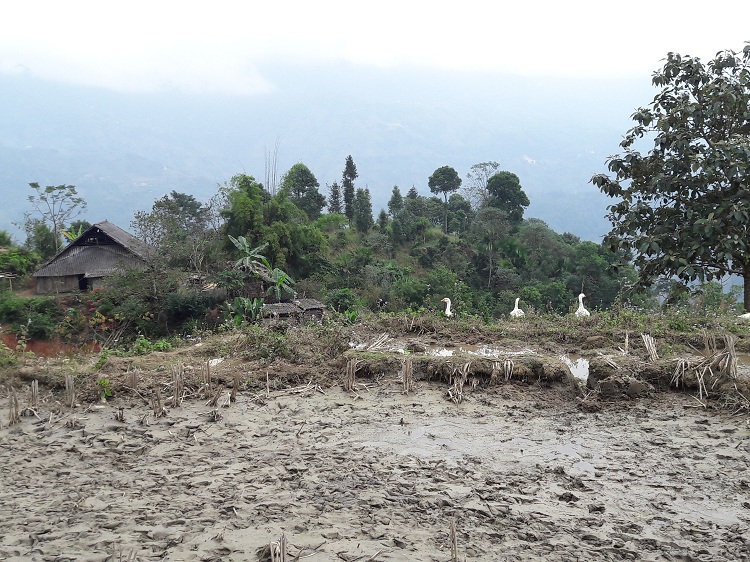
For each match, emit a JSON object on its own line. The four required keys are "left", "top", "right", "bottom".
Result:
{"left": 342, "top": 155, "right": 358, "bottom": 221}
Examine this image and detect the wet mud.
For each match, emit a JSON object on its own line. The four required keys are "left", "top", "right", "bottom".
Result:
{"left": 1, "top": 378, "right": 749, "bottom": 561}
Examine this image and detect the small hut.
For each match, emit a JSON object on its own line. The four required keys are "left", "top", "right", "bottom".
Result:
{"left": 32, "top": 221, "right": 153, "bottom": 294}
{"left": 260, "top": 298, "right": 326, "bottom": 322}
{"left": 294, "top": 298, "right": 326, "bottom": 321}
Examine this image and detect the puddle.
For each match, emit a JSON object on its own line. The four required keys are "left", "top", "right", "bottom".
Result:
{"left": 358, "top": 416, "right": 598, "bottom": 475}
{"left": 560, "top": 354, "right": 589, "bottom": 380}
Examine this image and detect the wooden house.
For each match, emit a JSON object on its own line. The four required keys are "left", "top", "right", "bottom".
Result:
{"left": 32, "top": 221, "right": 153, "bottom": 294}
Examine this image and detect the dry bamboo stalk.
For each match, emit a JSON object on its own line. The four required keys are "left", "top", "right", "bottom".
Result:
{"left": 641, "top": 333, "right": 658, "bottom": 362}
{"left": 671, "top": 358, "right": 688, "bottom": 388}
{"left": 125, "top": 368, "right": 138, "bottom": 390}
{"left": 205, "top": 360, "right": 211, "bottom": 396}
{"left": 450, "top": 519, "right": 458, "bottom": 562}
{"left": 230, "top": 371, "right": 240, "bottom": 403}
{"left": 344, "top": 359, "right": 360, "bottom": 392}
{"left": 490, "top": 361, "right": 500, "bottom": 385}
{"left": 152, "top": 387, "right": 166, "bottom": 417}
{"left": 30, "top": 379, "right": 38, "bottom": 409}
{"left": 171, "top": 363, "right": 184, "bottom": 408}
{"left": 65, "top": 374, "right": 75, "bottom": 409}
{"left": 503, "top": 358, "right": 514, "bottom": 381}
{"left": 448, "top": 362, "right": 471, "bottom": 404}
{"left": 270, "top": 532, "right": 287, "bottom": 562}
{"left": 8, "top": 387, "right": 20, "bottom": 425}
{"left": 366, "top": 333, "right": 390, "bottom": 350}
{"left": 402, "top": 358, "right": 414, "bottom": 394}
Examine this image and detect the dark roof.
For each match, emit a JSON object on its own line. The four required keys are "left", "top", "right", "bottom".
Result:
{"left": 294, "top": 298, "right": 326, "bottom": 311}
{"left": 262, "top": 302, "right": 302, "bottom": 317}
{"left": 85, "top": 221, "right": 153, "bottom": 260}
{"left": 33, "top": 221, "right": 153, "bottom": 278}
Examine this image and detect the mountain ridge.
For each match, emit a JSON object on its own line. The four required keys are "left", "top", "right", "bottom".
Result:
{"left": 0, "top": 64, "right": 654, "bottom": 242}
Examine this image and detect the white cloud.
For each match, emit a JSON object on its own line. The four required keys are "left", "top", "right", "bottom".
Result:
{"left": 1, "top": 1, "right": 748, "bottom": 94}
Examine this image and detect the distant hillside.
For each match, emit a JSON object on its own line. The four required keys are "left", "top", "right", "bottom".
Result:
{"left": 0, "top": 64, "right": 653, "bottom": 242}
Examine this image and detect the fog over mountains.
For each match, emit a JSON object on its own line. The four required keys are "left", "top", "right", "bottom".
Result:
{"left": 0, "top": 62, "right": 655, "bottom": 243}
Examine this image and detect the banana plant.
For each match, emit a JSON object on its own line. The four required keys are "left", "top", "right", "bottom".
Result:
{"left": 265, "top": 268, "right": 295, "bottom": 301}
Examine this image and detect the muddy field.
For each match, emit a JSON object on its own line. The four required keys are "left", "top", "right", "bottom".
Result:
{"left": 1, "top": 354, "right": 749, "bottom": 561}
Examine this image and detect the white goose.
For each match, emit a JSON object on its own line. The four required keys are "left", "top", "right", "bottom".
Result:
{"left": 575, "top": 293, "right": 590, "bottom": 317}
{"left": 441, "top": 297, "right": 454, "bottom": 317}
{"left": 510, "top": 297, "right": 524, "bottom": 318}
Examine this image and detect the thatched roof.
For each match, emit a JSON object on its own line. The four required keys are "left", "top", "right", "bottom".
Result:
{"left": 262, "top": 302, "right": 302, "bottom": 317}
{"left": 33, "top": 221, "right": 154, "bottom": 278}
{"left": 294, "top": 298, "right": 326, "bottom": 311}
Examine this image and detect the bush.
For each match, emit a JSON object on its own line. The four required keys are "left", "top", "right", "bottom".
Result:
{"left": 326, "top": 288, "right": 361, "bottom": 313}
{"left": 164, "top": 292, "right": 219, "bottom": 325}
{"left": 0, "top": 292, "right": 62, "bottom": 338}
{"left": 0, "top": 248, "right": 41, "bottom": 276}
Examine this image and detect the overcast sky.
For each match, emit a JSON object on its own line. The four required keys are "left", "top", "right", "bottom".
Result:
{"left": 2, "top": 1, "right": 749, "bottom": 95}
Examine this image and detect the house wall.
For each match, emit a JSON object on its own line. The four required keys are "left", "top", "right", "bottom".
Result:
{"left": 35, "top": 275, "right": 79, "bottom": 294}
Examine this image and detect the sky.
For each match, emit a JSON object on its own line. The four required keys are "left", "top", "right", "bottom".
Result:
{"left": 2, "top": 1, "right": 749, "bottom": 95}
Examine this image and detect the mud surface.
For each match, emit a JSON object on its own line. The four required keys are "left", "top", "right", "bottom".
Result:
{"left": 2, "top": 378, "right": 749, "bottom": 561}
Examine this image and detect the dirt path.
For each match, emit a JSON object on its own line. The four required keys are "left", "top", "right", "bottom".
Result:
{"left": 1, "top": 379, "right": 749, "bottom": 561}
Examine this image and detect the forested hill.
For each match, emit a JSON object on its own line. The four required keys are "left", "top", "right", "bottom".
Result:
{"left": 0, "top": 63, "right": 653, "bottom": 242}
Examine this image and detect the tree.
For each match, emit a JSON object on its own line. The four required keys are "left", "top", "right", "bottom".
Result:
{"left": 376, "top": 209, "right": 389, "bottom": 231}
{"left": 428, "top": 166, "right": 462, "bottom": 232}
{"left": 470, "top": 207, "right": 513, "bottom": 288}
{"left": 132, "top": 191, "right": 217, "bottom": 271}
{"left": 486, "top": 171, "right": 530, "bottom": 223}
{"left": 281, "top": 163, "right": 326, "bottom": 220}
{"left": 0, "top": 230, "right": 13, "bottom": 247}
{"left": 352, "top": 188, "right": 374, "bottom": 234}
{"left": 327, "top": 181, "right": 343, "bottom": 214}
{"left": 26, "top": 183, "right": 87, "bottom": 254}
{"left": 464, "top": 161, "right": 501, "bottom": 209}
{"left": 342, "top": 155, "right": 358, "bottom": 222}
{"left": 590, "top": 45, "right": 750, "bottom": 309}
{"left": 221, "top": 174, "right": 268, "bottom": 245}
{"left": 387, "top": 186, "right": 404, "bottom": 216}
{"left": 22, "top": 217, "right": 58, "bottom": 259}
{"left": 406, "top": 186, "right": 419, "bottom": 199}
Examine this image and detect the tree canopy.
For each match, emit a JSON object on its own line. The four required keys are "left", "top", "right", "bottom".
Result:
{"left": 281, "top": 163, "right": 326, "bottom": 220}
{"left": 591, "top": 44, "right": 750, "bottom": 309}
{"left": 428, "top": 165, "right": 462, "bottom": 232}
{"left": 342, "top": 155, "right": 358, "bottom": 222}
{"left": 486, "top": 172, "right": 529, "bottom": 223}
{"left": 26, "top": 183, "right": 87, "bottom": 254}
